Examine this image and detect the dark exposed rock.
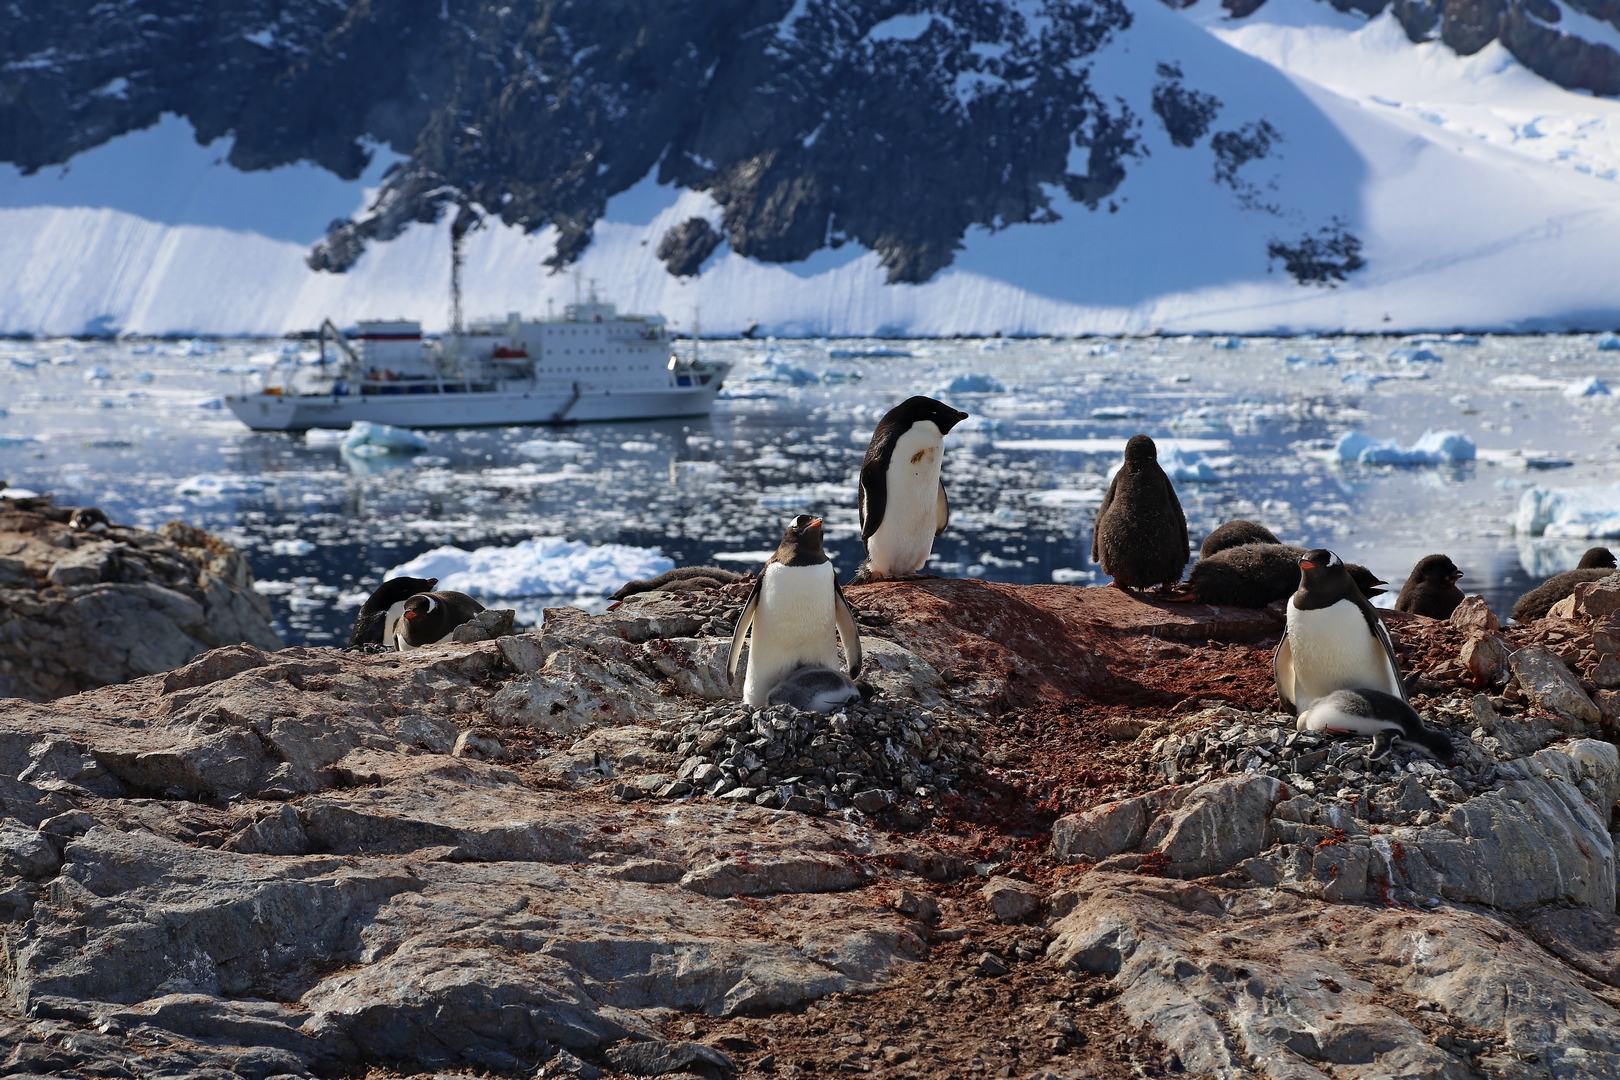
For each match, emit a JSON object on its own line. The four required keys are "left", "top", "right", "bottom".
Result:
{"left": 657, "top": 218, "right": 725, "bottom": 278}
{"left": 1267, "top": 219, "right": 1366, "bottom": 286}
{"left": 1151, "top": 63, "right": 1223, "bottom": 148}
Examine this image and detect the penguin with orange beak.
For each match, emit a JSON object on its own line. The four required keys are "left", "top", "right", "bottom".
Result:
{"left": 385, "top": 589, "right": 485, "bottom": 650}
{"left": 1273, "top": 547, "right": 1405, "bottom": 714}
{"left": 728, "top": 514, "right": 862, "bottom": 708}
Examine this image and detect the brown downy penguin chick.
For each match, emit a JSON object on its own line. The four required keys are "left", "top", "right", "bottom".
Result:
{"left": 1092, "top": 435, "right": 1189, "bottom": 592}
{"left": 1394, "top": 554, "right": 1466, "bottom": 619}
{"left": 611, "top": 565, "right": 744, "bottom": 601}
{"left": 69, "top": 507, "right": 111, "bottom": 533}
{"left": 1189, "top": 543, "right": 1385, "bottom": 608}
{"left": 347, "top": 576, "right": 438, "bottom": 648}
{"left": 391, "top": 590, "right": 485, "bottom": 650}
{"left": 1512, "top": 547, "right": 1619, "bottom": 622}
{"left": 1199, "top": 519, "right": 1281, "bottom": 560}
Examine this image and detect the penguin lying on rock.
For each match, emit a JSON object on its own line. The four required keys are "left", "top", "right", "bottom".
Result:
{"left": 1199, "top": 519, "right": 1280, "bottom": 560}
{"left": 853, "top": 396, "right": 969, "bottom": 583}
{"left": 1512, "top": 547, "right": 1618, "bottom": 622}
{"left": 1093, "top": 434, "right": 1188, "bottom": 592}
{"left": 612, "top": 565, "right": 744, "bottom": 601}
{"left": 1395, "top": 554, "right": 1465, "bottom": 620}
{"left": 69, "top": 507, "right": 111, "bottom": 533}
{"left": 1274, "top": 548, "right": 1406, "bottom": 714}
{"left": 729, "top": 515, "right": 862, "bottom": 708}
{"left": 766, "top": 665, "right": 871, "bottom": 713}
{"left": 388, "top": 590, "right": 485, "bottom": 650}
{"left": 1298, "top": 688, "right": 1455, "bottom": 761}
{"left": 1189, "top": 543, "right": 1386, "bottom": 608}
{"left": 348, "top": 577, "right": 438, "bottom": 648}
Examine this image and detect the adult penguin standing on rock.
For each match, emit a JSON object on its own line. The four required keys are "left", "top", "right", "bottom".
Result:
{"left": 729, "top": 514, "right": 862, "bottom": 707}
{"left": 1395, "top": 554, "right": 1466, "bottom": 619}
{"left": 1092, "top": 434, "right": 1188, "bottom": 592}
{"left": 1274, "top": 548, "right": 1405, "bottom": 714}
{"left": 853, "top": 396, "right": 969, "bottom": 583}
{"left": 1512, "top": 547, "right": 1618, "bottom": 622}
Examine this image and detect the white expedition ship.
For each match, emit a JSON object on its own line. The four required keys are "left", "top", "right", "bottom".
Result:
{"left": 225, "top": 297, "right": 729, "bottom": 431}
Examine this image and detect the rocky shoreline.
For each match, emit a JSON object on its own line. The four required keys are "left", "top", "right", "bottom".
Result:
{"left": 3, "top": 565, "right": 1620, "bottom": 1079}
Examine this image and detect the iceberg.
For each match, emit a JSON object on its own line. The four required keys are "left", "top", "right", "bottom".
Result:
{"left": 386, "top": 537, "right": 674, "bottom": 598}
{"left": 1284, "top": 354, "right": 1337, "bottom": 368}
{"left": 1514, "top": 484, "right": 1620, "bottom": 538}
{"left": 1386, "top": 347, "right": 1442, "bottom": 364}
{"left": 1107, "top": 447, "right": 1226, "bottom": 483}
{"left": 304, "top": 427, "right": 350, "bottom": 447}
{"left": 1597, "top": 332, "right": 1620, "bottom": 351}
{"left": 939, "top": 373, "right": 1005, "bottom": 394}
{"left": 1211, "top": 337, "right": 1243, "bottom": 349}
{"left": 517, "top": 438, "right": 586, "bottom": 457}
{"left": 270, "top": 538, "right": 317, "bottom": 556}
{"left": 747, "top": 358, "right": 819, "bottom": 386}
{"left": 1090, "top": 405, "right": 1144, "bottom": 420}
{"left": 1335, "top": 430, "right": 1475, "bottom": 465}
{"left": 1564, "top": 377, "right": 1612, "bottom": 397}
{"left": 342, "top": 421, "right": 429, "bottom": 457}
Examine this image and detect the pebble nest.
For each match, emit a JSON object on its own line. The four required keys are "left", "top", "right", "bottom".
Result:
{"left": 1149, "top": 695, "right": 1541, "bottom": 827}
{"left": 643, "top": 699, "right": 979, "bottom": 815}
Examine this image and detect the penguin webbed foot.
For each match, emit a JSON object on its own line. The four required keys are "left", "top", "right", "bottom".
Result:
{"left": 1367, "top": 729, "right": 1398, "bottom": 761}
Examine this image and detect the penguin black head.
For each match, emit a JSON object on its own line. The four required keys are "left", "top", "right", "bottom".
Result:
{"left": 1296, "top": 548, "right": 1359, "bottom": 606}
{"left": 1410, "top": 554, "right": 1463, "bottom": 586}
{"left": 1123, "top": 434, "right": 1158, "bottom": 465}
{"left": 1579, "top": 547, "right": 1618, "bottom": 570}
{"left": 887, "top": 396, "right": 969, "bottom": 436}
{"left": 401, "top": 592, "right": 447, "bottom": 646}
{"left": 70, "top": 507, "right": 110, "bottom": 532}
{"left": 775, "top": 514, "right": 829, "bottom": 566}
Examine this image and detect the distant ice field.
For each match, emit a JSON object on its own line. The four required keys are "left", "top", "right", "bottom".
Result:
{"left": 2, "top": 333, "right": 1617, "bottom": 645}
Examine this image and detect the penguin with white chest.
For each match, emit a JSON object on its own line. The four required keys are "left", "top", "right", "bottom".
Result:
{"left": 386, "top": 590, "right": 485, "bottom": 651}
{"left": 729, "top": 515, "right": 863, "bottom": 708}
{"left": 855, "top": 396, "right": 969, "bottom": 582}
{"left": 1274, "top": 548, "right": 1405, "bottom": 714}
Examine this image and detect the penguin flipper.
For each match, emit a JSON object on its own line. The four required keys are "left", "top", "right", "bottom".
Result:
{"left": 1092, "top": 473, "right": 1120, "bottom": 564}
{"left": 727, "top": 577, "right": 763, "bottom": 682}
{"left": 1361, "top": 606, "right": 1408, "bottom": 702}
{"left": 1273, "top": 633, "right": 1296, "bottom": 714}
{"left": 834, "top": 585, "right": 863, "bottom": 678}
{"left": 935, "top": 480, "right": 950, "bottom": 536}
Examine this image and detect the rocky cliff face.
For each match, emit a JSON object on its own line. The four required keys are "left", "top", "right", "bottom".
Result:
{"left": 3, "top": 572, "right": 1620, "bottom": 1078}
{"left": 0, "top": 495, "right": 283, "bottom": 702}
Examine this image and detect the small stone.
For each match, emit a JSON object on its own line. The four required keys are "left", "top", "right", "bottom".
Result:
{"left": 1592, "top": 654, "right": 1620, "bottom": 690}
{"left": 1460, "top": 632, "right": 1510, "bottom": 683}
{"left": 982, "top": 875, "right": 1042, "bottom": 923}
{"left": 451, "top": 730, "right": 507, "bottom": 760}
{"left": 657, "top": 781, "right": 694, "bottom": 798}
{"left": 543, "top": 1048, "right": 606, "bottom": 1078}
{"left": 890, "top": 889, "right": 941, "bottom": 922}
{"left": 1449, "top": 594, "right": 1500, "bottom": 633}
{"left": 719, "top": 787, "right": 756, "bottom": 801}
{"left": 976, "top": 951, "right": 1010, "bottom": 977}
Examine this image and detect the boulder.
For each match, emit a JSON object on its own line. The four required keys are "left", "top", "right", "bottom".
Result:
{"left": 1510, "top": 645, "right": 1600, "bottom": 723}
{"left": 1449, "top": 594, "right": 1499, "bottom": 632}
{"left": 1459, "top": 631, "right": 1509, "bottom": 683}
{"left": 982, "top": 876, "right": 1043, "bottom": 923}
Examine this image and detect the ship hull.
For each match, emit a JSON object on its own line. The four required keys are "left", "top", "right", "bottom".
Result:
{"left": 225, "top": 380, "right": 727, "bottom": 432}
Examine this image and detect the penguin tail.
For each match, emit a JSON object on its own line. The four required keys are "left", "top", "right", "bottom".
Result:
{"left": 847, "top": 563, "right": 876, "bottom": 587}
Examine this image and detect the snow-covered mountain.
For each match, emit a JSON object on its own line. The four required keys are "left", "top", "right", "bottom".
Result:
{"left": 3, "top": 0, "right": 1620, "bottom": 335}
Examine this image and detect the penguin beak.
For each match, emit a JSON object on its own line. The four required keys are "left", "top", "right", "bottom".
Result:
{"left": 404, "top": 611, "right": 419, "bottom": 620}
{"left": 1299, "top": 560, "right": 1318, "bottom": 571}
{"left": 809, "top": 517, "right": 823, "bottom": 529}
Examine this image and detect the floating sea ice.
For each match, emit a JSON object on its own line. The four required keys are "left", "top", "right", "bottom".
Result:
{"left": 1107, "top": 448, "right": 1227, "bottom": 483}
{"left": 516, "top": 438, "right": 586, "bottom": 457}
{"left": 50, "top": 355, "right": 77, "bottom": 366}
{"left": 1027, "top": 489, "right": 1105, "bottom": 507}
{"left": 6, "top": 357, "right": 37, "bottom": 370}
{"left": 270, "top": 538, "right": 317, "bottom": 556}
{"left": 386, "top": 537, "right": 673, "bottom": 598}
{"left": 1335, "top": 430, "right": 1476, "bottom": 465}
{"left": 176, "top": 474, "right": 270, "bottom": 499}
{"left": 748, "top": 358, "right": 819, "bottom": 385}
{"left": 0, "top": 487, "right": 41, "bottom": 498}
{"left": 619, "top": 441, "right": 659, "bottom": 453}
{"left": 1491, "top": 374, "right": 1567, "bottom": 391}
{"left": 1386, "top": 347, "right": 1443, "bottom": 364}
{"left": 195, "top": 397, "right": 225, "bottom": 409}
{"left": 1284, "top": 354, "right": 1337, "bottom": 368}
{"left": 1597, "top": 332, "right": 1620, "bottom": 351}
{"left": 412, "top": 455, "right": 451, "bottom": 467}
{"left": 341, "top": 421, "right": 428, "bottom": 455}
{"left": 304, "top": 427, "right": 350, "bottom": 447}
{"left": 1090, "top": 405, "right": 1144, "bottom": 420}
{"left": 1051, "top": 567, "right": 1096, "bottom": 583}
{"left": 1515, "top": 483, "right": 1620, "bottom": 537}
{"left": 1564, "top": 376, "right": 1612, "bottom": 397}
{"left": 1211, "top": 337, "right": 1243, "bottom": 349}
{"left": 826, "top": 346, "right": 910, "bottom": 359}
{"left": 951, "top": 415, "right": 1005, "bottom": 440}
{"left": 940, "top": 373, "right": 1006, "bottom": 394}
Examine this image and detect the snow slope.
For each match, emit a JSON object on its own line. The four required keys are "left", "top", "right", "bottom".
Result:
{"left": 2, "top": 0, "right": 1619, "bottom": 336}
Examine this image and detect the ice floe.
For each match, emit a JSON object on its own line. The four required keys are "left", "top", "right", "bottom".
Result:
{"left": 1598, "top": 332, "right": 1620, "bottom": 351}
{"left": 1385, "top": 347, "right": 1442, "bottom": 364}
{"left": 304, "top": 427, "right": 350, "bottom": 447}
{"left": 269, "top": 539, "right": 317, "bottom": 556}
{"left": 175, "top": 474, "right": 271, "bottom": 499}
{"left": 516, "top": 438, "right": 586, "bottom": 457}
{"left": 939, "top": 373, "right": 1006, "bottom": 395}
{"left": 1334, "top": 430, "right": 1475, "bottom": 465}
{"left": 1564, "top": 376, "right": 1612, "bottom": 397}
{"left": 1514, "top": 483, "right": 1620, "bottom": 538}
{"left": 386, "top": 537, "right": 673, "bottom": 598}
{"left": 342, "top": 421, "right": 429, "bottom": 457}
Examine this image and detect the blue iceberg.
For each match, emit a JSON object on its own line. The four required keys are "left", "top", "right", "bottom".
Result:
{"left": 1335, "top": 430, "right": 1476, "bottom": 465}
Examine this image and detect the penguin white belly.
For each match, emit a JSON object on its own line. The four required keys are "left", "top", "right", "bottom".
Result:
{"left": 866, "top": 426, "right": 944, "bottom": 577}
{"left": 1298, "top": 700, "right": 1401, "bottom": 736}
{"left": 742, "top": 563, "right": 843, "bottom": 707}
{"left": 1285, "top": 600, "right": 1401, "bottom": 709}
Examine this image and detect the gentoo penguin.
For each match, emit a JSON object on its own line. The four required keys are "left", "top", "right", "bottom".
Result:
{"left": 1394, "top": 554, "right": 1466, "bottom": 620}
{"left": 1274, "top": 548, "right": 1405, "bottom": 714}
{"left": 766, "top": 665, "right": 870, "bottom": 713}
{"left": 855, "top": 396, "right": 969, "bottom": 582}
{"left": 69, "top": 507, "right": 110, "bottom": 533}
{"left": 611, "top": 565, "right": 744, "bottom": 601}
{"left": 1199, "top": 519, "right": 1280, "bottom": 560}
{"left": 1189, "top": 544, "right": 1386, "bottom": 608}
{"left": 347, "top": 576, "right": 438, "bottom": 648}
{"left": 1092, "top": 434, "right": 1188, "bottom": 592}
{"left": 388, "top": 590, "right": 485, "bottom": 650}
{"left": 1298, "top": 689, "right": 1455, "bottom": 761}
{"left": 728, "top": 514, "right": 862, "bottom": 707}
{"left": 1512, "top": 547, "right": 1618, "bottom": 622}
